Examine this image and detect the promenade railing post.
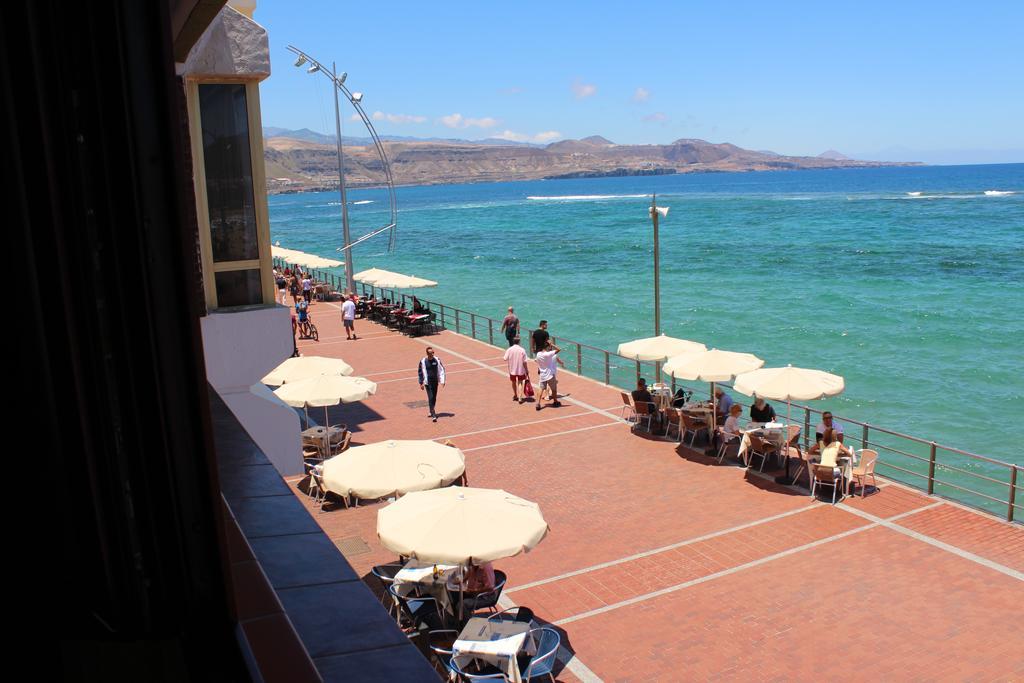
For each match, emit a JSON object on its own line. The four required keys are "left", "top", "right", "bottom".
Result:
{"left": 928, "top": 442, "right": 937, "bottom": 494}
{"left": 804, "top": 408, "right": 811, "bottom": 449}
{"left": 489, "top": 319, "right": 494, "bottom": 346}
{"left": 455, "top": 310, "right": 461, "bottom": 335}
{"left": 671, "top": 372, "right": 676, "bottom": 393}
{"left": 471, "top": 313, "right": 476, "bottom": 340}
{"left": 1008, "top": 468, "right": 1017, "bottom": 522}
{"left": 439, "top": 304, "right": 445, "bottom": 328}
{"left": 862, "top": 424, "right": 869, "bottom": 450}
{"left": 577, "top": 345, "right": 582, "bottom": 375}
{"left": 635, "top": 360, "right": 641, "bottom": 385}
{"left": 604, "top": 351, "right": 610, "bottom": 385}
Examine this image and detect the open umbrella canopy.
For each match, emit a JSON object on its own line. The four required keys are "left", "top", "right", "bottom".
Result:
{"left": 733, "top": 365, "right": 844, "bottom": 401}
{"left": 261, "top": 355, "right": 354, "bottom": 386}
{"left": 354, "top": 267, "right": 437, "bottom": 289}
{"left": 322, "top": 440, "right": 465, "bottom": 500}
{"left": 377, "top": 487, "right": 549, "bottom": 565}
{"left": 617, "top": 334, "right": 706, "bottom": 362}
{"left": 662, "top": 348, "right": 764, "bottom": 382}
{"left": 273, "top": 374, "right": 377, "bottom": 408}
{"left": 272, "top": 245, "right": 344, "bottom": 269}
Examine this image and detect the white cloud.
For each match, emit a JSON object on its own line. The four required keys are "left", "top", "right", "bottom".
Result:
{"left": 349, "top": 113, "right": 361, "bottom": 122}
{"left": 494, "top": 129, "right": 563, "bottom": 144}
{"left": 633, "top": 87, "right": 650, "bottom": 102}
{"left": 532, "top": 130, "right": 562, "bottom": 143}
{"left": 643, "top": 112, "right": 669, "bottom": 123}
{"left": 440, "top": 113, "right": 499, "bottom": 129}
{"left": 371, "top": 111, "right": 426, "bottom": 124}
{"left": 571, "top": 79, "right": 597, "bottom": 99}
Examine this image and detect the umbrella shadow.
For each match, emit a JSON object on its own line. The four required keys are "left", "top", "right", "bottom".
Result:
{"left": 742, "top": 469, "right": 807, "bottom": 497}
{"left": 673, "top": 442, "right": 723, "bottom": 467}
{"left": 521, "top": 617, "right": 578, "bottom": 681}
{"left": 323, "top": 402, "right": 386, "bottom": 433}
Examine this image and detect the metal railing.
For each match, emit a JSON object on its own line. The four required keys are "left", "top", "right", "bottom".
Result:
{"left": 275, "top": 260, "right": 1021, "bottom": 524}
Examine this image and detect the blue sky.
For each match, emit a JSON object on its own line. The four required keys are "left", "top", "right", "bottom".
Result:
{"left": 255, "top": 1, "right": 1023, "bottom": 162}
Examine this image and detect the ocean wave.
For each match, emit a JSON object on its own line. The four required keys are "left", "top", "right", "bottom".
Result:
{"left": 526, "top": 194, "right": 649, "bottom": 201}
{"left": 907, "top": 191, "right": 922, "bottom": 196}
{"left": 352, "top": 199, "right": 375, "bottom": 205}
{"left": 983, "top": 190, "right": 1015, "bottom": 196}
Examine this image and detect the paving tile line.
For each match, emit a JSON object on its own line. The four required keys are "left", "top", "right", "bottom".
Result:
{"left": 413, "top": 335, "right": 631, "bottom": 424}
{"left": 361, "top": 356, "right": 507, "bottom": 378}
{"left": 550, "top": 502, "right": 946, "bottom": 628}
{"left": 505, "top": 503, "right": 822, "bottom": 593}
{"left": 839, "top": 503, "right": 1024, "bottom": 581}
{"left": 495, "top": 593, "right": 604, "bottom": 683}
{"left": 436, "top": 408, "right": 624, "bottom": 443}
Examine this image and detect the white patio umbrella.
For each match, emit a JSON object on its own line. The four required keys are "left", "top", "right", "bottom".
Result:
{"left": 273, "top": 374, "right": 377, "bottom": 427}
{"left": 733, "top": 365, "right": 845, "bottom": 482}
{"left": 377, "top": 486, "right": 549, "bottom": 618}
{"left": 261, "top": 355, "right": 354, "bottom": 386}
{"left": 662, "top": 348, "right": 765, "bottom": 434}
{"left": 273, "top": 244, "right": 344, "bottom": 269}
{"left": 355, "top": 268, "right": 437, "bottom": 290}
{"left": 322, "top": 440, "right": 465, "bottom": 500}
{"left": 617, "top": 334, "right": 706, "bottom": 362}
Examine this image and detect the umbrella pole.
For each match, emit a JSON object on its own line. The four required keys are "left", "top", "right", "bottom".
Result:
{"left": 775, "top": 399, "right": 796, "bottom": 486}
{"left": 459, "top": 564, "right": 465, "bottom": 620}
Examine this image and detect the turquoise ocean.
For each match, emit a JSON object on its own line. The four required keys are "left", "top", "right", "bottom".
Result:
{"left": 269, "top": 163, "right": 1024, "bottom": 511}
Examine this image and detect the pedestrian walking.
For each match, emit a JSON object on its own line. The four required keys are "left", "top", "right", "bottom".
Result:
{"left": 301, "top": 274, "right": 313, "bottom": 303}
{"left": 531, "top": 320, "right": 550, "bottom": 356}
{"left": 417, "top": 346, "right": 446, "bottom": 422}
{"left": 504, "top": 336, "right": 528, "bottom": 403}
{"left": 534, "top": 340, "right": 564, "bottom": 411}
{"left": 341, "top": 294, "right": 357, "bottom": 340}
{"left": 500, "top": 307, "right": 520, "bottom": 347}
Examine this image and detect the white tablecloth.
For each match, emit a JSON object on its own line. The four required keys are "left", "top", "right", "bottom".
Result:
{"left": 392, "top": 559, "right": 459, "bottom": 613}
{"left": 452, "top": 617, "right": 534, "bottom": 683}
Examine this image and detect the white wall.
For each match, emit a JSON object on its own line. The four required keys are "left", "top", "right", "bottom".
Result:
{"left": 201, "top": 305, "right": 303, "bottom": 476}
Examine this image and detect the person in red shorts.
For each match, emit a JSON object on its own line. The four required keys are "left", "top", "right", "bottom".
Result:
{"left": 503, "top": 336, "right": 528, "bottom": 403}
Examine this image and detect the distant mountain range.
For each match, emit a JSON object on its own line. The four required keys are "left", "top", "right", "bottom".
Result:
{"left": 262, "top": 128, "right": 919, "bottom": 192}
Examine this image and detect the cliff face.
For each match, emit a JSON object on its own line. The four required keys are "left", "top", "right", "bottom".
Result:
{"left": 264, "top": 136, "right": 917, "bottom": 192}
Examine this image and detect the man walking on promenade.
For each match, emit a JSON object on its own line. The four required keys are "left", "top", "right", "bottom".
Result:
{"left": 531, "top": 320, "right": 550, "bottom": 356}
{"left": 417, "top": 346, "right": 446, "bottom": 422}
{"left": 504, "top": 336, "right": 528, "bottom": 403}
{"left": 534, "top": 340, "right": 563, "bottom": 411}
{"left": 501, "top": 307, "right": 520, "bottom": 347}
{"left": 341, "top": 294, "right": 357, "bottom": 340}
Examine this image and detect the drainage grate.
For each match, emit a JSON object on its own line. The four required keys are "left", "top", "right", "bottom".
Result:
{"left": 403, "top": 400, "right": 430, "bottom": 409}
{"left": 334, "top": 536, "right": 371, "bottom": 557}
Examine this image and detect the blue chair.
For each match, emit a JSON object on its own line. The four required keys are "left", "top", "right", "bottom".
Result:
{"left": 450, "top": 656, "right": 509, "bottom": 681}
{"left": 487, "top": 606, "right": 534, "bottom": 625}
{"left": 371, "top": 562, "right": 404, "bottom": 617}
{"left": 519, "top": 627, "right": 560, "bottom": 682}
{"left": 387, "top": 583, "right": 446, "bottom": 632}
{"left": 460, "top": 570, "right": 507, "bottom": 615}
{"left": 427, "top": 629, "right": 460, "bottom": 678}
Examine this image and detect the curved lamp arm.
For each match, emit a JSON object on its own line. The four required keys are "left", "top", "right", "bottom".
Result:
{"left": 286, "top": 45, "right": 398, "bottom": 252}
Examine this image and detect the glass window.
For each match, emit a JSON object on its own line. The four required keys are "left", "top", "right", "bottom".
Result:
{"left": 214, "top": 269, "right": 264, "bottom": 308}
{"left": 199, "top": 84, "right": 259, "bottom": 263}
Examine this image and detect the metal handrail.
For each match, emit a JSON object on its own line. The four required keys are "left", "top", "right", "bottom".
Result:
{"left": 302, "top": 272, "right": 1021, "bottom": 523}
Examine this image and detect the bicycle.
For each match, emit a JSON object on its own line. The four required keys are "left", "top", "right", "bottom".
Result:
{"left": 298, "top": 315, "right": 319, "bottom": 341}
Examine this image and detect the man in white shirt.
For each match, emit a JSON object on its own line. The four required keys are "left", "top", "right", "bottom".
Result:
{"left": 503, "top": 337, "right": 528, "bottom": 403}
{"left": 534, "top": 340, "right": 564, "bottom": 411}
{"left": 815, "top": 411, "right": 844, "bottom": 443}
{"left": 341, "top": 295, "right": 357, "bottom": 340}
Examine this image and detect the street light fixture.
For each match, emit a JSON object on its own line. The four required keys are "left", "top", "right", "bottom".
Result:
{"left": 287, "top": 44, "right": 399, "bottom": 292}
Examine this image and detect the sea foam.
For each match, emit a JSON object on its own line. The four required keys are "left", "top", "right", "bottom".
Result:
{"left": 983, "top": 190, "right": 1015, "bottom": 196}
{"left": 526, "top": 194, "right": 649, "bottom": 200}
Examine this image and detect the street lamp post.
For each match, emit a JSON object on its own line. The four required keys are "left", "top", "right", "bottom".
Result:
{"left": 648, "top": 195, "right": 669, "bottom": 336}
{"left": 288, "top": 45, "right": 399, "bottom": 293}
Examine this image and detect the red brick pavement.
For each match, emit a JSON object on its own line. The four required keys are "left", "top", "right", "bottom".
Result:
{"left": 284, "top": 306, "right": 1024, "bottom": 680}
{"left": 895, "top": 502, "right": 1024, "bottom": 573}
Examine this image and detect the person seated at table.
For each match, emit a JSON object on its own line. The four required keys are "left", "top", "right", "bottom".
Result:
{"left": 448, "top": 562, "right": 495, "bottom": 594}
{"left": 714, "top": 386, "right": 733, "bottom": 423}
{"left": 715, "top": 403, "right": 744, "bottom": 451}
{"left": 815, "top": 411, "right": 844, "bottom": 444}
{"left": 749, "top": 397, "right": 776, "bottom": 424}
{"left": 631, "top": 378, "right": 662, "bottom": 430}
{"left": 807, "top": 428, "right": 852, "bottom": 462}
{"left": 411, "top": 295, "right": 426, "bottom": 313}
